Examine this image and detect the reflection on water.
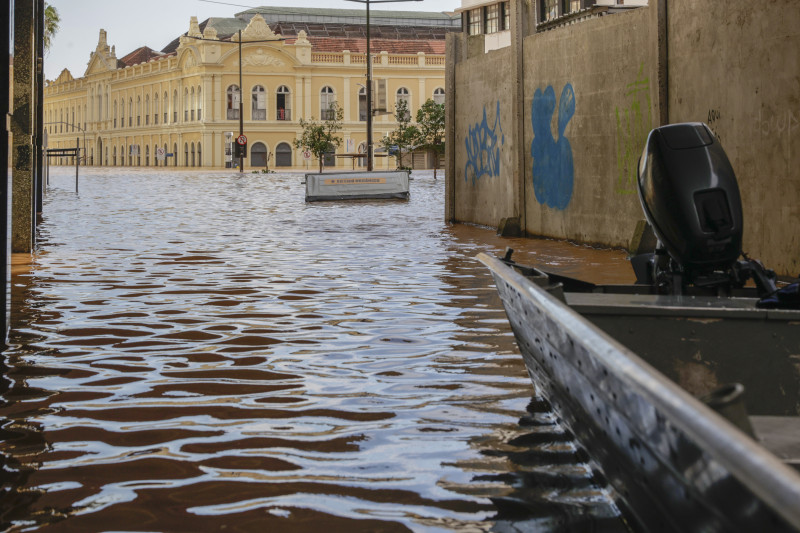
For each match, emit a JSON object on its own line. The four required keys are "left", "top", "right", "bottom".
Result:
{"left": 1, "top": 168, "right": 633, "bottom": 531}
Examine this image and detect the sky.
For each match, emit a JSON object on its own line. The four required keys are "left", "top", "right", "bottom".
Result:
{"left": 43, "top": 0, "right": 462, "bottom": 81}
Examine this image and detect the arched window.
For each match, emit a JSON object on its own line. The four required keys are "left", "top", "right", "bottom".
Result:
{"left": 396, "top": 87, "right": 410, "bottom": 119}
{"left": 197, "top": 142, "right": 202, "bottom": 167}
{"left": 275, "top": 142, "right": 292, "bottom": 167}
{"left": 97, "top": 90, "right": 102, "bottom": 120}
{"left": 84, "top": 104, "right": 87, "bottom": 130}
{"left": 191, "top": 142, "right": 196, "bottom": 167}
{"left": 119, "top": 99, "right": 124, "bottom": 128}
{"left": 276, "top": 85, "right": 291, "bottom": 121}
{"left": 113, "top": 100, "right": 118, "bottom": 127}
{"left": 358, "top": 86, "right": 368, "bottom": 121}
{"left": 197, "top": 86, "right": 202, "bottom": 121}
{"left": 136, "top": 96, "right": 141, "bottom": 126}
{"left": 433, "top": 87, "right": 445, "bottom": 105}
{"left": 105, "top": 146, "right": 108, "bottom": 166}
{"left": 153, "top": 93, "right": 159, "bottom": 125}
{"left": 71, "top": 107, "right": 75, "bottom": 131}
{"left": 227, "top": 85, "right": 240, "bottom": 120}
{"left": 173, "top": 90, "right": 178, "bottom": 123}
{"left": 121, "top": 144, "right": 126, "bottom": 165}
{"left": 128, "top": 98, "right": 133, "bottom": 126}
{"left": 320, "top": 86, "right": 335, "bottom": 120}
{"left": 59, "top": 110, "right": 63, "bottom": 132}
{"left": 252, "top": 85, "right": 266, "bottom": 120}
{"left": 145, "top": 145, "right": 150, "bottom": 166}
{"left": 185, "top": 88, "right": 190, "bottom": 121}
{"left": 113, "top": 145, "right": 117, "bottom": 166}
{"left": 164, "top": 92, "right": 168, "bottom": 124}
{"left": 251, "top": 142, "right": 268, "bottom": 167}
{"left": 184, "top": 143, "right": 189, "bottom": 167}
{"left": 173, "top": 143, "right": 178, "bottom": 166}
{"left": 145, "top": 95, "right": 150, "bottom": 125}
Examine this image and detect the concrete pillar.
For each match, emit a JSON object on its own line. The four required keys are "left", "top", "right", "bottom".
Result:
{"left": 11, "top": 0, "right": 37, "bottom": 252}
{"left": 444, "top": 32, "right": 459, "bottom": 222}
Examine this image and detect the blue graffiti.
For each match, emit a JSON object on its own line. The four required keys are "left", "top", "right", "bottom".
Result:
{"left": 464, "top": 101, "right": 504, "bottom": 183}
{"left": 530, "top": 84, "right": 575, "bottom": 210}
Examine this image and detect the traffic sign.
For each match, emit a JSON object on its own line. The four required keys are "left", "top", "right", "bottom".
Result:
{"left": 303, "top": 150, "right": 311, "bottom": 160}
{"left": 236, "top": 134, "right": 247, "bottom": 146}
{"left": 156, "top": 147, "right": 166, "bottom": 161}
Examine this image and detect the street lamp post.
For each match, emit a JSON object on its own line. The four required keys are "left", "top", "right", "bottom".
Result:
{"left": 346, "top": 0, "right": 421, "bottom": 172}
{"left": 238, "top": 29, "right": 244, "bottom": 173}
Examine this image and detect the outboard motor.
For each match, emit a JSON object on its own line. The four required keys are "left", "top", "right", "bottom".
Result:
{"left": 634, "top": 123, "right": 776, "bottom": 296}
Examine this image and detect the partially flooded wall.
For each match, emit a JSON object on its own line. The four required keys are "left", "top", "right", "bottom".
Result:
{"left": 449, "top": 36, "right": 516, "bottom": 228}
{"left": 521, "top": 6, "right": 658, "bottom": 246}
{"left": 448, "top": 0, "right": 800, "bottom": 275}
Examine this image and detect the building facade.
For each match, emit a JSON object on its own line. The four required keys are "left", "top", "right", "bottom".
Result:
{"left": 44, "top": 7, "right": 457, "bottom": 170}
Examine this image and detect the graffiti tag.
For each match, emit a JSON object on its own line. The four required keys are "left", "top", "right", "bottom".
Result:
{"left": 464, "top": 101, "right": 504, "bottom": 183}
{"left": 531, "top": 83, "right": 575, "bottom": 210}
{"left": 615, "top": 64, "right": 652, "bottom": 194}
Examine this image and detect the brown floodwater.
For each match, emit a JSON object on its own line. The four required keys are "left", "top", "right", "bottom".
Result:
{"left": 1, "top": 167, "right": 635, "bottom": 532}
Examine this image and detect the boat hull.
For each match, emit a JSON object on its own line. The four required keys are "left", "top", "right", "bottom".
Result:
{"left": 478, "top": 252, "right": 800, "bottom": 532}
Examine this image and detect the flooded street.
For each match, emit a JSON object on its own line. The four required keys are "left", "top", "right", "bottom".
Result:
{"left": 1, "top": 167, "right": 634, "bottom": 532}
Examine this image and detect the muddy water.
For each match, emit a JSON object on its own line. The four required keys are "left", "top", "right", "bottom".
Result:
{"left": 1, "top": 168, "right": 634, "bottom": 532}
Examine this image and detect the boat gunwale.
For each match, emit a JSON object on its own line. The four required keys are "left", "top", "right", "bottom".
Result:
{"left": 477, "top": 251, "right": 800, "bottom": 530}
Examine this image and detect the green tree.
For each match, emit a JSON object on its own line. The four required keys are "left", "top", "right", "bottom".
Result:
{"left": 293, "top": 102, "right": 344, "bottom": 173}
{"left": 415, "top": 98, "right": 445, "bottom": 178}
{"left": 380, "top": 99, "right": 418, "bottom": 171}
{"left": 44, "top": 3, "right": 61, "bottom": 53}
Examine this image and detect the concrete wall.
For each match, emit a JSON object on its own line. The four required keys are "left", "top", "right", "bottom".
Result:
{"left": 448, "top": 0, "right": 800, "bottom": 275}
{"left": 452, "top": 39, "right": 516, "bottom": 227}
{"left": 522, "top": 6, "right": 658, "bottom": 245}
{"left": 666, "top": 0, "right": 800, "bottom": 274}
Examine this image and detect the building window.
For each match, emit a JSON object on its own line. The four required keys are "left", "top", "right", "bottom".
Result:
{"left": 145, "top": 145, "right": 150, "bottom": 166}
{"left": 136, "top": 96, "right": 141, "bottom": 126}
{"left": 145, "top": 95, "right": 150, "bottom": 125}
{"left": 164, "top": 92, "right": 168, "bottom": 124}
{"left": 566, "top": 0, "right": 580, "bottom": 13}
{"left": 128, "top": 98, "right": 133, "bottom": 126}
{"left": 198, "top": 142, "right": 202, "bottom": 166}
{"left": 275, "top": 142, "right": 292, "bottom": 167}
{"left": 485, "top": 3, "right": 499, "bottom": 34}
{"left": 276, "top": 85, "right": 291, "bottom": 120}
{"left": 358, "top": 86, "right": 368, "bottom": 121}
{"left": 113, "top": 145, "right": 117, "bottom": 165}
{"left": 503, "top": 1, "right": 511, "bottom": 30}
{"left": 154, "top": 94, "right": 159, "bottom": 125}
{"left": 197, "top": 86, "right": 202, "bottom": 121}
{"left": 320, "top": 86, "right": 335, "bottom": 120}
{"left": 173, "top": 90, "right": 178, "bottom": 123}
{"left": 184, "top": 143, "right": 189, "bottom": 167}
{"left": 396, "top": 87, "right": 410, "bottom": 119}
{"left": 433, "top": 87, "right": 445, "bottom": 105}
{"left": 185, "top": 88, "right": 190, "bottom": 121}
{"left": 252, "top": 85, "right": 266, "bottom": 120}
{"left": 543, "top": 0, "right": 558, "bottom": 21}
{"left": 468, "top": 8, "right": 481, "bottom": 35}
{"left": 113, "top": 100, "right": 118, "bottom": 128}
{"left": 227, "top": 85, "right": 240, "bottom": 120}
{"left": 119, "top": 103, "right": 123, "bottom": 128}
{"left": 191, "top": 142, "right": 196, "bottom": 167}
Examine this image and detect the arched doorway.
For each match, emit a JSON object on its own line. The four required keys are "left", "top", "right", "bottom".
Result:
{"left": 357, "top": 141, "right": 367, "bottom": 168}
{"left": 251, "top": 142, "right": 268, "bottom": 168}
{"left": 275, "top": 142, "right": 292, "bottom": 167}
{"left": 96, "top": 138, "right": 103, "bottom": 167}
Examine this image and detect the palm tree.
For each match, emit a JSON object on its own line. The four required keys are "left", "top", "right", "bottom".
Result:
{"left": 44, "top": 3, "right": 60, "bottom": 53}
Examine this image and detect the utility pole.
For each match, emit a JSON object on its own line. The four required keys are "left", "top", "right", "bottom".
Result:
{"left": 346, "top": 0, "right": 421, "bottom": 172}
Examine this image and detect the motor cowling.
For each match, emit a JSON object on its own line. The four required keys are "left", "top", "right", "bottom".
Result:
{"left": 637, "top": 123, "right": 743, "bottom": 277}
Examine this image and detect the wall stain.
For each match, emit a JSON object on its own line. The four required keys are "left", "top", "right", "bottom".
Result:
{"left": 531, "top": 83, "right": 575, "bottom": 210}
{"left": 464, "top": 101, "right": 504, "bottom": 184}
{"left": 615, "top": 64, "right": 651, "bottom": 195}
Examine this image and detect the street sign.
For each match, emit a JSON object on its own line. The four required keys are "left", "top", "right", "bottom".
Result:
{"left": 156, "top": 147, "right": 166, "bottom": 161}
{"left": 236, "top": 134, "right": 247, "bottom": 146}
{"left": 303, "top": 150, "right": 311, "bottom": 160}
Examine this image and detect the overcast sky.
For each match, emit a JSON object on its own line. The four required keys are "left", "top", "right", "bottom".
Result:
{"left": 43, "top": 0, "right": 462, "bottom": 81}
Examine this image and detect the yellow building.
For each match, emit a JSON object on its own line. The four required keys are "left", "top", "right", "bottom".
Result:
{"left": 44, "top": 6, "right": 457, "bottom": 170}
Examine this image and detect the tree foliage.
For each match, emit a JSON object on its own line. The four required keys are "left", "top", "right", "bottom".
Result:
{"left": 415, "top": 98, "right": 445, "bottom": 178}
{"left": 44, "top": 3, "right": 61, "bottom": 53}
{"left": 380, "top": 99, "right": 418, "bottom": 170}
{"left": 293, "top": 102, "right": 344, "bottom": 173}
